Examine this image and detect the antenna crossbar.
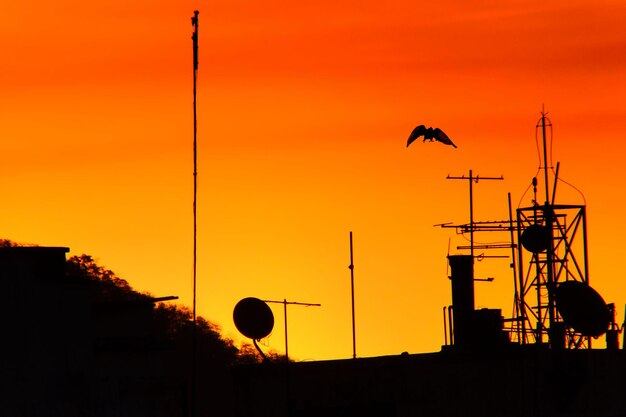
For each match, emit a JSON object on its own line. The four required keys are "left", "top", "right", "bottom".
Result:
{"left": 264, "top": 299, "right": 322, "bottom": 307}
{"left": 446, "top": 170, "right": 504, "bottom": 259}
{"left": 447, "top": 175, "right": 504, "bottom": 181}
{"left": 263, "top": 299, "right": 321, "bottom": 361}
{"left": 457, "top": 244, "right": 514, "bottom": 250}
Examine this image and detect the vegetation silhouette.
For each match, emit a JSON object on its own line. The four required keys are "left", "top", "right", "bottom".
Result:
{"left": 1, "top": 239, "right": 285, "bottom": 416}
{"left": 64, "top": 252, "right": 285, "bottom": 364}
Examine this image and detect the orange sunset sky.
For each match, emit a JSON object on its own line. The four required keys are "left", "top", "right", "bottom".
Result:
{"left": 2, "top": 0, "right": 626, "bottom": 360}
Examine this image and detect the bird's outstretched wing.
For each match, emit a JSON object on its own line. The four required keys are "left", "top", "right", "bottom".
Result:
{"left": 434, "top": 128, "right": 457, "bottom": 148}
{"left": 407, "top": 125, "right": 427, "bottom": 147}
{"left": 433, "top": 128, "right": 457, "bottom": 148}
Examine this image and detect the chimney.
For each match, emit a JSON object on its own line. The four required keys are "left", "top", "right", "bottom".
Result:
{"left": 448, "top": 255, "right": 475, "bottom": 347}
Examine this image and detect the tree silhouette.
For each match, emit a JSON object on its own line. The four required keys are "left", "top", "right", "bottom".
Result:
{"left": 64, "top": 253, "right": 276, "bottom": 365}
{"left": 0, "top": 240, "right": 289, "bottom": 415}
{"left": 66, "top": 255, "right": 236, "bottom": 353}
{"left": 0, "top": 240, "right": 281, "bottom": 365}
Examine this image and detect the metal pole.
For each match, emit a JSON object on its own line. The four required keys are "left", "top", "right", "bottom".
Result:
{"left": 581, "top": 205, "right": 591, "bottom": 348}
{"left": 469, "top": 170, "right": 474, "bottom": 261}
{"left": 443, "top": 306, "right": 448, "bottom": 346}
{"left": 507, "top": 193, "right": 520, "bottom": 340}
{"left": 191, "top": 11, "right": 199, "bottom": 417}
{"left": 283, "top": 299, "right": 288, "bottom": 361}
{"left": 551, "top": 162, "right": 560, "bottom": 205}
{"left": 263, "top": 299, "right": 321, "bottom": 361}
{"left": 349, "top": 231, "right": 356, "bottom": 359}
{"left": 192, "top": 12, "right": 199, "bottom": 324}
{"left": 541, "top": 112, "right": 550, "bottom": 205}
{"left": 540, "top": 113, "right": 557, "bottom": 343}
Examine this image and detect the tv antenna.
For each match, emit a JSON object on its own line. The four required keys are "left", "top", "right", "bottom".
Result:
{"left": 446, "top": 170, "right": 504, "bottom": 260}
{"left": 263, "top": 299, "right": 321, "bottom": 361}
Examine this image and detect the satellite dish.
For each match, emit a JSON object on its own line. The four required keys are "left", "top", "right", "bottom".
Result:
{"left": 555, "top": 281, "right": 610, "bottom": 337}
{"left": 521, "top": 224, "right": 551, "bottom": 253}
{"left": 233, "top": 297, "right": 274, "bottom": 340}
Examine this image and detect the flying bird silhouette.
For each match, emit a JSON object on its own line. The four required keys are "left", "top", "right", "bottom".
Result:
{"left": 407, "top": 125, "right": 457, "bottom": 148}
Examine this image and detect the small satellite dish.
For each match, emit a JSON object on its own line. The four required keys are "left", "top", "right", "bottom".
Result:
{"left": 520, "top": 224, "right": 551, "bottom": 253}
{"left": 233, "top": 297, "right": 274, "bottom": 340}
{"left": 555, "top": 281, "right": 610, "bottom": 337}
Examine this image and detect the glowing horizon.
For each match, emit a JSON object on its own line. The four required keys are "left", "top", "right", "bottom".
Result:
{"left": 2, "top": 0, "right": 626, "bottom": 360}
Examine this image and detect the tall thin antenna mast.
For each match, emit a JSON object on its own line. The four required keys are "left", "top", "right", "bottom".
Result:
{"left": 349, "top": 231, "right": 356, "bottom": 359}
{"left": 191, "top": 10, "right": 199, "bottom": 417}
{"left": 537, "top": 109, "right": 557, "bottom": 337}
{"left": 540, "top": 109, "right": 552, "bottom": 205}
{"left": 192, "top": 11, "right": 199, "bottom": 324}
